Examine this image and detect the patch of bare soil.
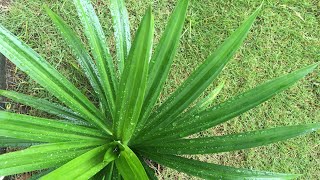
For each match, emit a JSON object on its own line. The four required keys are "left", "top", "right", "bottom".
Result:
{"left": 0, "top": 0, "right": 10, "bottom": 11}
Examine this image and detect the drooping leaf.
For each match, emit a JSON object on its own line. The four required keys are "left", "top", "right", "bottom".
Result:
{"left": 137, "top": 63, "right": 318, "bottom": 143}
{"left": 135, "top": 5, "right": 262, "bottom": 140}
{"left": 0, "top": 90, "right": 86, "bottom": 124}
{"left": 0, "top": 141, "right": 103, "bottom": 176}
{"left": 109, "top": 0, "right": 131, "bottom": 75}
{"left": 0, "top": 111, "right": 108, "bottom": 142}
{"left": 42, "top": 144, "right": 116, "bottom": 180}
{"left": 45, "top": 7, "right": 110, "bottom": 117}
{"left": 0, "top": 24, "right": 111, "bottom": 134}
{"left": 138, "top": 123, "right": 320, "bottom": 154}
{"left": 115, "top": 145, "right": 148, "bottom": 180}
{"left": 0, "top": 136, "right": 39, "bottom": 147}
{"left": 143, "top": 153, "right": 301, "bottom": 180}
{"left": 133, "top": 0, "right": 189, "bottom": 138}
{"left": 113, "top": 7, "right": 154, "bottom": 144}
{"left": 73, "top": 0, "right": 117, "bottom": 119}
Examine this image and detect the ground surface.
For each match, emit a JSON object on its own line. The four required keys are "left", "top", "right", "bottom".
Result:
{"left": 0, "top": 0, "right": 319, "bottom": 179}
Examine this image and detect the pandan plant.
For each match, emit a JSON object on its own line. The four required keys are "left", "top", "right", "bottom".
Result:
{"left": 0, "top": 0, "right": 318, "bottom": 179}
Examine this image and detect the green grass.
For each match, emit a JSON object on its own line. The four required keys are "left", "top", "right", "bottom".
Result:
{"left": 0, "top": 0, "right": 319, "bottom": 179}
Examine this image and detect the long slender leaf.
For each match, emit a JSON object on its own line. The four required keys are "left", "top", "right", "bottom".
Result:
{"left": 0, "top": 141, "right": 102, "bottom": 176}
{"left": 110, "top": 0, "right": 131, "bottom": 75}
{"left": 42, "top": 144, "right": 116, "bottom": 180}
{"left": 0, "top": 136, "right": 39, "bottom": 147}
{"left": 45, "top": 7, "right": 110, "bottom": 117}
{"left": 194, "top": 80, "right": 225, "bottom": 111}
{"left": 115, "top": 145, "right": 148, "bottom": 180}
{"left": 143, "top": 153, "right": 300, "bottom": 180}
{"left": 135, "top": 6, "right": 262, "bottom": 140}
{"left": 0, "top": 24, "right": 111, "bottom": 134}
{"left": 113, "top": 7, "right": 154, "bottom": 144}
{"left": 0, "top": 111, "right": 109, "bottom": 142}
{"left": 138, "top": 123, "right": 320, "bottom": 154}
{"left": 139, "top": 157, "right": 158, "bottom": 180}
{"left": 0, "top": 90, "right": 86, "bottom": 124}
{"left": 29, "top": 169, "right": 55, "bottom": 180}
{"left": 138, "top": 63, "right": 318, "bottom": 144}
{"left": 132, "top": 0, "right": 189, "bottom": 138}
{"left": 73, "top": 0, "right": 117, "bottom": 119}
{"left": 177, "top": 80, "right": 225, "bottom": 121}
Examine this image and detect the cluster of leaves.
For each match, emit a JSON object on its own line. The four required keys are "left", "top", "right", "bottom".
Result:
{"left": 0, "top": 0, "right": 318, "bottom": 179}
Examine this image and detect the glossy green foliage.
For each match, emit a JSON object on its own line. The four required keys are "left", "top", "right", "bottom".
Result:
{"left": 0, "top": 0, "right": 318, "bottom": 179}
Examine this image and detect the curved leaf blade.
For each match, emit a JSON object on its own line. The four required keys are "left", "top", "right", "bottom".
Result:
{"left": 0, "top": 90, "right": 86, "bottom": 124}
{"left": 115, "top": 145, "right": 148, "bottom": 180}
{"left": 110, "top": 0, "right": 131, "bottom": 75}
{"left": 0, "top": 24, "right": 111, "bottom": 134}
{"left": 114, "top": 7, "right": 154, "bottom": 144}
{"left": 45, "top": 7, "right": 110, "bottom": 117}
{"left": 73, "top": 0, "right": 117, "bottom": 119}
{"left": 0, "top": 136, "right": 39, "bottom": 147}
{"left": 42, "top": 144, "right": 116, "bottom": 180}
{"left": 139, "top": 123, "right": 320, "bottom": 154}
{"left": 143, "top": 153, "right": 300, "bottom": 180}
{"left": 136, "top": 6, "right": 262, "bottom": 140}
{"left": 0, "top": 141, "right": 103, "bottom": 176}
{"left": 133, "top": 0, "right": 189, "bottom": 137}
{"left": 0, "top": 111, "right": 108, "bottom": 142}
{"left": 138, "top": 63, "right": 318, "bottom": 143}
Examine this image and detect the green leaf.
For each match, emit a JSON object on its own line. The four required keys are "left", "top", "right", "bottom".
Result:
{"left": 139, "top": 123, "right": 320, "bottom": 154}
{"left": 42, "top": 144, "right": 116, "bottom": 180}
{"left": 109, "top": 0, "right": 131, "bottom": 75}
{"left": 143, "top": 153, "right": 300, "bottom": 180}
{"left": 113, "top": 7, "right": 154, "bottom": 144}
{"left": 178, "top": 80, "right": 225, "bottom": 120}
{"left": 29, "top": 169, "right": 55, "bottom": 180}
{"left": 194, "top": 80, "right": 225, "bottom": 111}
{"left": 0, "top": 111, "right": 108, "bottom": 142}
{"left": 139, "top": 63, "right": 318, "bottom": 143}
{"left": 45, "top": 7, "right": 110, "bottom": 117}
{"left": 133, "top": 0, "right": 189, "bottom": 137}
{"left": 0, "top": 90, "right": 87, "bottom": 124}
{"left": 115, "top": 145, "right": 148, "bottom": 180}
{"left": 0, "top": 24, "right": 111, "bottom": 134}
{"left": 0, "top": 136, "right": 39, "bottom": 147}
{"left": 73, "top": 0, "right": 117, "bottom": 119}
{"left": 141, "top": 64, "right": 317, "bottom": 143}
{"left": 0, "top": 141, "right": 102, "bottom": 176}
{"left": 139, "top": 157, "right": 158, "bottom": 180}
{"left": 135, "top": 6, "right": 261, "bottom": 140}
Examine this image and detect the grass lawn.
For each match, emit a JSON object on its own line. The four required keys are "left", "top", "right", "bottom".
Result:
{"left": 0, "top": 0, "right": 319, "bottom": 179}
